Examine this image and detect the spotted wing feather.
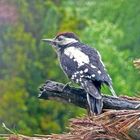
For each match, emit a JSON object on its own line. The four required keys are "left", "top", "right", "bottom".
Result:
{"left": 79, "top": 44, "right": 112, "bottom": 85}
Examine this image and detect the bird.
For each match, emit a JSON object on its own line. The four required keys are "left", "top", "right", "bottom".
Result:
{"left": 42, "top": 32, "right": 116, "bottom": 115}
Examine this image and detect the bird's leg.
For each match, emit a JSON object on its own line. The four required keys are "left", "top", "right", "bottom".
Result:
{"left": 62, "top": 81, "right": 72, "bottom": 92}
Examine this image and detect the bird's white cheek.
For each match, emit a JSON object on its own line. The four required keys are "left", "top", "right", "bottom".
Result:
{"left": 59, "top": 38, "right": 78, "bottom": 45}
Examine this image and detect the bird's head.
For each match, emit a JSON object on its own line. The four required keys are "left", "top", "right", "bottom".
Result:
{"left": 42, "top": 32, "right": 80, "bottom": 50}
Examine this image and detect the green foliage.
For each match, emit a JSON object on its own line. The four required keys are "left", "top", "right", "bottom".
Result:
{"left": 0, "top": 0, "right": 140, "bottom": 135}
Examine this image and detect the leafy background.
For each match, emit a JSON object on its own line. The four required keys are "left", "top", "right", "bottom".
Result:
{"left": 0, "top": 0, "right": 140, "bottom": 135}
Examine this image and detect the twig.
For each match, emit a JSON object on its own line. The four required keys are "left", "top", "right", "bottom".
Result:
{"left": 2, "top": 123, "right": 16, "bottom": 135}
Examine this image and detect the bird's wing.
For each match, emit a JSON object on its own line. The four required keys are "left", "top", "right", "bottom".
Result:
{"left": 79, "top": 44, "right": 117, "bottom": 97}
{"left": 79, "top": 44, "right": 112, "bottom": 85}
{"left": 60, "top": 54, "right": 102, "bottom": 99}
{"left": 60, "top": 44, "right": 116, "bottom": 97}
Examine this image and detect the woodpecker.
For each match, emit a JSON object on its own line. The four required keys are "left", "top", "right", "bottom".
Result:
{"left": 42, "top": 32, "right": 116, "bottom": 115}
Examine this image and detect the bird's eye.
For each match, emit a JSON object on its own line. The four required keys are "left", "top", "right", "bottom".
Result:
{"left": 57, "top": 37, "right": 63, "bottom": 41}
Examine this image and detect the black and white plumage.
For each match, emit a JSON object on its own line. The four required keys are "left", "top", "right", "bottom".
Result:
{"left": 42, "top": 32, "right": 116, "bottom": 114}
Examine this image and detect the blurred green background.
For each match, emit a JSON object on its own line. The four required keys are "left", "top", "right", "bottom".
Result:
{"left": 0, "top": 0, "right": 140, "bottom": 135}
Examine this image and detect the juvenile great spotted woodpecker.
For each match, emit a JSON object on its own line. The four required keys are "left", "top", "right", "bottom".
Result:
{"left": 42, "top": 32, "right": 117, "bottom": 115}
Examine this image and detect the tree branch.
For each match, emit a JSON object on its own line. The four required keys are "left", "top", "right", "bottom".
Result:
{"left": 38, "top": 80, "right": 140, "bottom": 110}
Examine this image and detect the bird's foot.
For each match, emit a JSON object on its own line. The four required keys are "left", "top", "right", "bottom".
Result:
{"left": 62, "top": 82, "right": 72, "bottom": 92}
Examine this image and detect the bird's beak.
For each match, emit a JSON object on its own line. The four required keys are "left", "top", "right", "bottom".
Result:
{"left": 42, "top": 38, "right": 55, "bottom": 45}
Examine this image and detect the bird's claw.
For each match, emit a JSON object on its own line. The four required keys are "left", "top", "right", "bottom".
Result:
{"left": 62, "top": 82, "right": 72, "bottom": 92}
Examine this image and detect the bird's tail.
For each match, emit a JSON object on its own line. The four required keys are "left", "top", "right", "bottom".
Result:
{"left": 82, "top": 79, "right": 103, "bottom": 115}
{"left": 87, "top": 93, "right": 103, "bottom": 115}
